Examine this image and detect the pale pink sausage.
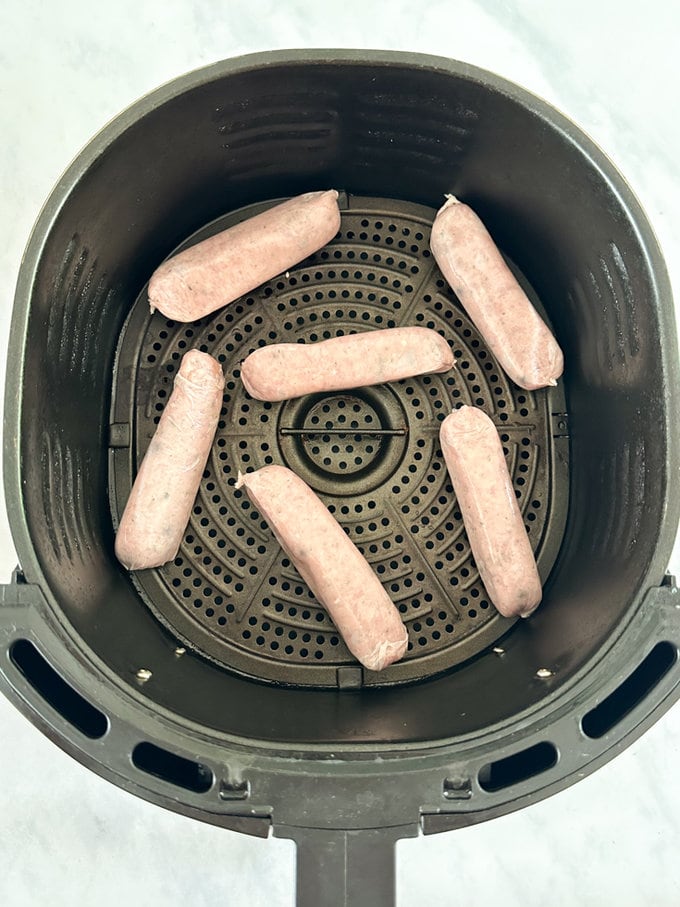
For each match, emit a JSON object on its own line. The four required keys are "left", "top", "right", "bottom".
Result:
{"left": 240, "top": 326, "right": 454, "bottom": 401}
{"left": 440, "top": 406, "right": 542, "bottom": 618}
{"left": 115, "top": 350, "right": 224, "bottom": 570}
{"left": 430, "top": 196, "right": 563, "bottom": 390}
{"left": 235, "top": 465, "right": 408, "bottom": 671}
{"left": 148, "top": 190, "right": 341, "bottom": 322}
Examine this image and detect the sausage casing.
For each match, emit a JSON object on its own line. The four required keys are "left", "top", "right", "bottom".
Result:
{"left": 148, "top": 190, "right": 341, "bottom": 322}
{"left": 236, "top": 465, "right": 408, "bottom": 670}
{"left": 240, "top": 326, "right": 454, "bottom": 401}
{"left": 430, "top": 196, "right": 563, "bottom": 390}
{"left": 439, "top": 405, "right": 542, "bottom": 618}
{"left": 115, "top": 350, "right": 224, "bottom": 570}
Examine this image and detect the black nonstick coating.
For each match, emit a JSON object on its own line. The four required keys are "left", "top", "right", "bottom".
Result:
{"left": 5, "top": 49, "right": 678, "bottom": 743}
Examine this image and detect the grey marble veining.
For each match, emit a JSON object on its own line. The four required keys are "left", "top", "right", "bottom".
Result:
{"left": 1, "top": 1, "right": 679, "bottom": 905}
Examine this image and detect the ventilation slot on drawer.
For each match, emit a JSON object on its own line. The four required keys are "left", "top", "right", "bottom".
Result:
{"left": 478, "top": 741, "right": 558, "bottom": 792}
{"left": 132, "top": 742, "right": 214, "bottom": 793}
{"left": 582, "top": 641, "right": 677, "bottom": 739}
{"left": 10, "top": 639, "right": 108, "bottom": 739}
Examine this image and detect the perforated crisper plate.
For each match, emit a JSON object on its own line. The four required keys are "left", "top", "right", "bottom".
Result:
{"left": 109, "top": 194, "right": 569, "bottom": 688}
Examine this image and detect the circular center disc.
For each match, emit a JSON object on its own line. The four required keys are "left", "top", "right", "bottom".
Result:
{"left": 278, "top": 386, "right": 408, "bottom": 495}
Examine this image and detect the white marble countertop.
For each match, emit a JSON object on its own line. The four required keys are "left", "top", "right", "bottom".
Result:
{"left": 1, "top": 2, "right": 679, "bottom": 905}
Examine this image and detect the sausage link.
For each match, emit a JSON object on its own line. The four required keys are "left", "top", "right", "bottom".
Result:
{"left": 235, "top": 465, "right": 408, "bottom": 671}
{"left": 430, "top": 196, "right": 563, "bottom": 390}
{"left": 148, "top": 190, "right": 341, "bottom": 322}
{"left": 240, "top": 326, "right": 454, "bottom": 401}
{"left": 439, "top": 406, "right": 542, "bottom": 618}
{"left": 115, "top": 350, "right": 224, "bottom": 570}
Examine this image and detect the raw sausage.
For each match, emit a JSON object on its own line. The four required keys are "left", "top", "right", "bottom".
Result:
{"left": 115, "top": 350, "right": 224, "bottom": 570}
{"left": 115, "top": 350, "right": 224, "bottom": 569}
{"left": 235, "top": 465, "right": 408, "bottom": 671}
{"left": 430, "top": 196, "right": 563, "bottom": 390}
{"left": 148, "top": 190, "right": 341, "bottom": 322}
{"left": 236, "top": 465, "right": 408, "bottom": 671}
{"left": 439, "top": 405, "right": 542, "bottom": 618}
{"left": 240, "top": 326, "right": 454, "bottom": 401}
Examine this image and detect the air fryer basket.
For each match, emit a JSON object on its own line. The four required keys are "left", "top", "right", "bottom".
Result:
{"left": 2, "top": 51, "right": 679, "bottom": 907}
